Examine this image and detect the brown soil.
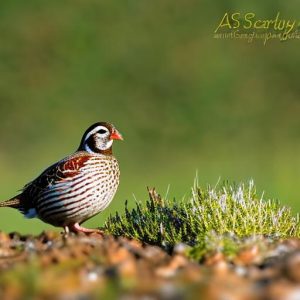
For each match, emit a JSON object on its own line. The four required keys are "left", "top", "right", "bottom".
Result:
{"left": 0, "top": 231, "right": 300, "bottom": 300}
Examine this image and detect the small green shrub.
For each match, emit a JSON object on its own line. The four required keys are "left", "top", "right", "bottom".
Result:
{"left": 104, "top": 180, "right": 300, "bottom": 260}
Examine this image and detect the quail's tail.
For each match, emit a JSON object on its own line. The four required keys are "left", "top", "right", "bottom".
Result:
{"left": 0, "top": 198, "right": 21, "bottom": 208}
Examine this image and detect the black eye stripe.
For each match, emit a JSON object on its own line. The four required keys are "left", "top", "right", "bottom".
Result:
{"left": 98, "top": 129, "right": 107, "bottom": 134}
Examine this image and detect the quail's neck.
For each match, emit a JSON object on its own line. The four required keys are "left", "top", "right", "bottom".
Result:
{"left": 97, "top": 148, "right": 113, "bottom": 156}
{"left": 77, "top": 145, "right": 113, "bottom": 156}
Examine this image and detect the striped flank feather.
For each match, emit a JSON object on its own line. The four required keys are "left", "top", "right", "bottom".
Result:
{"left": 35, "top": 155, "right": 120, "bottom": 226}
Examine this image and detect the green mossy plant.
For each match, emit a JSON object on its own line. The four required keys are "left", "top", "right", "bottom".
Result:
{"left": 104, "top": 179, "right": 300, "bottom": 260}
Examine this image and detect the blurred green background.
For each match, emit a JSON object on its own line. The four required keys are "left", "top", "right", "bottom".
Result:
{"left": 0, "top": 1, "right": 299, "bottom": 234}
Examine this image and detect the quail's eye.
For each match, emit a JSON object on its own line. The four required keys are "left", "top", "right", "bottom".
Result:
{"left": 98, "top": 129, "right": 107, "bottom": 134}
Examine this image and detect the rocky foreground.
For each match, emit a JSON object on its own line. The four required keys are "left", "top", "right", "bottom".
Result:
{"left": 0, "top": 232, "right": 300, "bottom": 299}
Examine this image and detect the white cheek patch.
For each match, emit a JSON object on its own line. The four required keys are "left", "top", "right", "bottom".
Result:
{"left": 105, "top": 139, "right": 113, "bottom": 149}
{"left": 96, "top": 138, "right": 113, "bottom": 150}
{"left": 84, "top": 135, "right": 113, "bottom": 152}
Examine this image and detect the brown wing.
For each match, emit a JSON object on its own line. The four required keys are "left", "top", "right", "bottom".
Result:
{"left": 19, "top": 153, "right": 90, "bottom": 213}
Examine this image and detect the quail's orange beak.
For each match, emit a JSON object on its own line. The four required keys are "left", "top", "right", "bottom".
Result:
{"left": 110, "top": 129, "right": 123, "bottom": 141}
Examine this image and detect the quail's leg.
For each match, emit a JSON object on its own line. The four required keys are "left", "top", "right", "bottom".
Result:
{"left": 69, "top": 223, "right": 103, "bottom": 234}
{"left": 61, "top": 225, "right": 71, "bottom": 240}
{"left": 64, "top": 226, "right": 70, "bottom": 234}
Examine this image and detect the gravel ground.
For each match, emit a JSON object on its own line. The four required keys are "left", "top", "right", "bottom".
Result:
{"left": 0, "top": 231, "right": 300, "bottom": 300}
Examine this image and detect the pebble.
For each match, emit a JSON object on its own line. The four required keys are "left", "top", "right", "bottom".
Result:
{"left": 284, "top": 251, "right": 300, "bottom": 283}
{"left": 235, "top": 245, "right": 259, "bottom": 265}
{"left": 156, "top": 255, "right": 189, "bottom": 278}
{"left": 173, "top": 243, "right": 190, "bottom": 255}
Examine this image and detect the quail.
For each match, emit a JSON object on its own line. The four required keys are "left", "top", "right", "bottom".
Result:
{"left": 0, "top": 122, "right": 123, "bottom": 234}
